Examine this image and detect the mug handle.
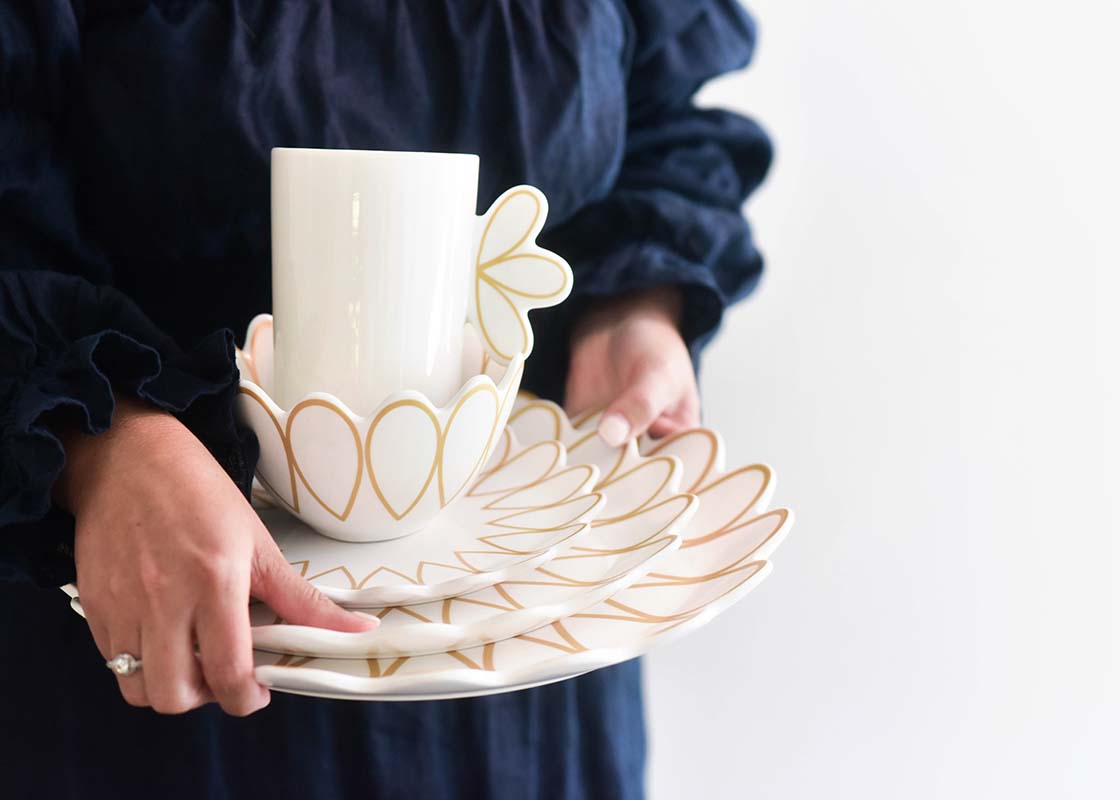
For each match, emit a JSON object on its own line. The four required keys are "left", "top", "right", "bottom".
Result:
{"left": 469, "top": 185, "right": 573, "bottom": 365}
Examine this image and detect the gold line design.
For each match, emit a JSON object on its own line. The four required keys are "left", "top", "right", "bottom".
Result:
{"left": 567, "top": 494, "right": 695, "bottom": 554}
{"left": 469, "top": 440, "right": 564, "bottom": 498}
{"left": 682, "top": 464, "right": 772, "bottom": 548}
{"left": 515, "top": 534, "right": 677, "bottom": 588}
{"left": 474, "top": 189, "right": 572, "bottom": 362}
{"left": 641, "top": 428, "right": 721, "bottom": 493}
{"left": 241, "top": 315, "right": 521, "bottom": 528}
{"left": 263, "top": 524, "right": 681, "bottom": 663}
{"left": 574, "top": 560, "right": 768, "bottom": 624}
{"left": 238, "top": 386, "right": 300, "bottom": 513}
{"left": 570, "top": 406, "right": 604, "bottom": 430}
{"left": 286, "top": 398, "right": 363, "bottom": 521}
{"left": 641, "top": 509, "right": 789, "bottom": 582}
{"left": 482, "top": 464, "right": 595, "bottom": 511}
{"left": 591, "top": 456, "right": 677, "bottom": 525}
{"left": 481, "top": 493, "right": 603, "bottom": 535}
{"left": 437, "top": 383, "right": 501, "bottom": 506}
{"left": 265, "top": 405, "right": 790, "bottom": 682}
{"left": 364, "top": 399, "right": 440, "bottom": 520}
{"left": 507, "top": 402, "right": 563, "bottom": 442}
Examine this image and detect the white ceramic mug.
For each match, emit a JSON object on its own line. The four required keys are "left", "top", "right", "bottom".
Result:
{"left": 271, "top": 148, "right": 481, "bottom": 415}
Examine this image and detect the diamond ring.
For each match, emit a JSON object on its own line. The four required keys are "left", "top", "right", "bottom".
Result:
{"left": 106, "top": 653, "right": 143, "bottom": 677}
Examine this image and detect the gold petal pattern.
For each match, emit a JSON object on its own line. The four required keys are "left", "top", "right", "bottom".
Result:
{"left": 472, "top": 187, "right": 572, "bottom": 363}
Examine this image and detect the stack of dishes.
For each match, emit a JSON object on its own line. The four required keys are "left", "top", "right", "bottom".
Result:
{"left": 66, "top": 395, "right": 793, "bottom": 701}
{"left": 63, "top": 187, "right": 792, "bottom": 699}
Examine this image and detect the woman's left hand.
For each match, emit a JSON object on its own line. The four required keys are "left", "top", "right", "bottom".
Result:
{"left": 566, "top": 286, "right": 699, "bottom": 445}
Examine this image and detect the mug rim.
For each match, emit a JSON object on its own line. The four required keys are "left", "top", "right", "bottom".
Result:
{"left": 272, "top": 147, "right": 479, "bottom": 163}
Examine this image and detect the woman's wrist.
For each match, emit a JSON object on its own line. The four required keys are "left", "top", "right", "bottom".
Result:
{"left": 572, "top": 285, "right": 683, "bottom": 344}
{"left": 52, "top": 395, "right": 179, "bottom": 514}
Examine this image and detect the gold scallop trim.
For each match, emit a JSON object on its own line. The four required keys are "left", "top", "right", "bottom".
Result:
{"left": 474, "top": 189, "right": 572, "bottom": 362}
{"left": 508, "top": 399, "right": 631, "bottom": 485}
{"left": 683, "top": 464, "right": 772, "bottom": 548}
{"left": 576, "top": 560, "right": 769, "bottom": 624}
{"left": 286, "top": 399, "right": 363, "bottom": 521}
{"left": 364, "top": 399, "right": 440, "bottom": 520}
{"left": 570, "top": 405, "right": 603, "bottom": 430}
{"left": 485, "top": 428, "right": 514, "bottom": 473}
{"left": 481, "top": 492, "right": 603, "bottom": 535}
{"left": 482, "top": 464, "right": 596, "bottom": 511}
{"left": 642, "top": 509, "right": 789, "bottom": 582}
{"left": 239, "top": 316, "right": 523, "bottom": 529}
{"left": 238, "top": 386, "right": 299, "bottom": 513}
{"left": 324, "top": 530, "right": 679, "bottom": 660}
{"left": 468, "top": 440, "right": 564, "bottom": 498}
{"left": 507, "top": 401, "right": 564, "bottom": 442}
{"left": 437, "top": 383, "right": 501, "bottom": 506}
{"left": 514, "top": 534, "right": 677, "bottom": 588}
{"left": 641, "top": 428, "right": 721, "bottom": 493}
{"left": 591, "top": 456, "right": 677, "bottom": 525}
{"left": 452, "top": 523, "right": 586, "bottom": 570}
{"left": 563, "top": 494, "right": 696, "bottom": 554}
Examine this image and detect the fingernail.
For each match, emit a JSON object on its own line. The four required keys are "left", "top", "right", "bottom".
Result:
{"left": 354, "top": 611, "right": 381, "bottom": 627}
{"left": 598, "top": 413, "right": 631, "bottom": 448}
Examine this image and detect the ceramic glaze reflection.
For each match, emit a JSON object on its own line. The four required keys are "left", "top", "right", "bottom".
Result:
{"left": 271, "top": 148, "right": 478, "bottom": 415}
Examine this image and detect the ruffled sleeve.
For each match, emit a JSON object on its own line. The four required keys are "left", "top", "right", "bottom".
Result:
{"left": 0, "top": 3, "right": 254, "bottom": 586}
{"left": 527, "top": 0, "right": 772, "bottom": 398}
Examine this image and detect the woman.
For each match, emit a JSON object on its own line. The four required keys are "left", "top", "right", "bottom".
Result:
{"left": 0, "top": 1, "right": 770, "bottom": 797}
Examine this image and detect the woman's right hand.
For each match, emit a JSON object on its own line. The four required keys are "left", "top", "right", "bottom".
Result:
{"left": 54, "top": 395, "right": 377, "bottom": 716}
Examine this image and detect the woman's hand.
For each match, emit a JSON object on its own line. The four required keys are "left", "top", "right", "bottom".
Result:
{"left": 566, "top": 285, "right": 700, "bottom": 444}
{"left": 54, "top": 396, "right": 377, "bottom": 716}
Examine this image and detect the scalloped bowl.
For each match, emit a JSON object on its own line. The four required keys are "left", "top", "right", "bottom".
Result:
{"left": 235, "top": 184, "right": 572, "bottom": 542}
{"left": 237, "top": 315, "right": 525, "bottom": 542}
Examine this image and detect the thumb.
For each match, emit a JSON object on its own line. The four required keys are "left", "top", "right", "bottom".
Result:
{"left": 597, "top": 365, "right": 676, "bottom": 447}
{"left": 251, "top": 543, "right": 378, "bottom": 633}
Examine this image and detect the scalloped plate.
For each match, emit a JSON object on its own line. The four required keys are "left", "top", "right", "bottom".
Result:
{"left": 250, "top": 493, "right": 696, "bottom": 658}
{"left": 64, "top": 399, "right": 794, "bottom": 700}
{"left": 240, "top": 400, "right": 793, "bottom": 700}
{"left": 257, "top": 400, "right": 701, "bottom": 608}
{"left": 262, "top": 429, "right": 607, "bottom": 607}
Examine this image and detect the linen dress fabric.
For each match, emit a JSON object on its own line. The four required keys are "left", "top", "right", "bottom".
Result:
{"left": 0, "top": 1, "right": 770, "bottom": 798}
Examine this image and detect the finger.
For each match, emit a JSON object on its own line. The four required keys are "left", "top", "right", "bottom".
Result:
{"left": 597, "top": 367, "right": 678, "bottom": 446}
{"left": 85, "top": 616, "right": 113, "bottom": 660}
{"left": 196, "top": 598, "right": 270, "bottom": 717}
{"left": 142, "top": 612, "right": 210, "bottom": 715}
{"left": 251, "top": 543, "right": 379, "bottom": 633}
{"left": 647, "top": 392, "right": 700, "bottom": 438}
{"left": 563, "top": 370, "right": 606, "bottom": 419}
{"left": 107, "top": 625, "right": 151, "bottom": 708}
{"left": 84, "top": 599, "right": 150, "bottom": 707}
{"left": 648, "top": 413, "right": 686, "bottom": 439}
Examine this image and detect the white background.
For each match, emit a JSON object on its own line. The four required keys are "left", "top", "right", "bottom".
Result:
{"left": 645, "top": 1, "right": 1119, "bottom": 797}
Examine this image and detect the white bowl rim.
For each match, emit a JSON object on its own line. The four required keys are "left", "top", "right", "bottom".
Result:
{"left": 236, "top": 313, "right": 525, "bottom": 425}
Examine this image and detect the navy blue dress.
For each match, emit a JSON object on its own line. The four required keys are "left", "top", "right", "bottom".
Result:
{"left": 0, "top": 2, "right": 770, "bottom": 797}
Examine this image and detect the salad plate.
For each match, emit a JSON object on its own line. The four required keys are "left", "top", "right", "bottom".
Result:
{"left": 247, "top": 508, "right": 787, "bottom": 700}
{"left": 263, "top": 429, "right": 605, "bottom": 607}
{"left": 250, "top": 493, "right": 695, "bottom": 658}
{"left": 256, "top": 404, "right": 694, "bottom": 608}
{"left": 68, "top": 504, "right": 785, "bottom": 701}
